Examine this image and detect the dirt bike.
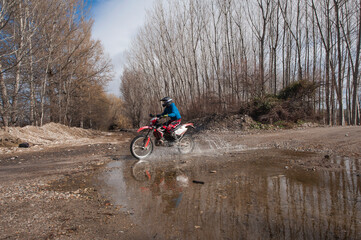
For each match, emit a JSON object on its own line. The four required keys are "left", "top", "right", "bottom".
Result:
{"left": 130, "top": 114, "right": 195, "bottom": 159}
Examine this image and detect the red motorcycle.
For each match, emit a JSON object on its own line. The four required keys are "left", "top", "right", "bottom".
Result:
{"left": 130, "top": 114, "right": 195, "bottom": 159}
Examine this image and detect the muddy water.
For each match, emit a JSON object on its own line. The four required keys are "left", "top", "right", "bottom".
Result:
{"left": 100, "top": 149, "right": 361, "bottom": 239}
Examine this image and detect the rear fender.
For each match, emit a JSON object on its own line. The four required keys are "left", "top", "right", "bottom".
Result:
{"left": 175, "top": 123, "right": 194, "bottom": 135}
{"left": 183, "top": 123, "right": 195, "bottom": 129}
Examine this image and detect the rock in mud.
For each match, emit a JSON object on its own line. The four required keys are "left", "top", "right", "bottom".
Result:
{"left": 192, "top": 180, "right": 205, "bottom": 184}
{"left": 19, "top": 142, "right": 30, "bottom": 148}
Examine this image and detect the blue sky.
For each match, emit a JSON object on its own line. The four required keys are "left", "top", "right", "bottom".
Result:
{"left": 87, "top": 0, "right": 155, "bottom": 96}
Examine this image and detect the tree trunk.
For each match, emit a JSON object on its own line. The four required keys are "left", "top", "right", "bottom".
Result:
{"left": 11, "top": 1, "right": 25, "bottom": 125}
{"left": 351, "top": 0, "right": 361, "bottom": 125}
{"left": 334, "top": 0, "right": 344, "bottom": 125}
{"left": 0, "top": 62, "right": 10, "bottom": 128}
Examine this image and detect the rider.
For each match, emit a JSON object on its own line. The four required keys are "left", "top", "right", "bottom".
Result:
{"left": 157, "top": 97, "right": 181, "bottom": 140}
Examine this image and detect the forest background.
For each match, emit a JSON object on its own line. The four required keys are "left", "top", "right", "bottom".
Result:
{"left": 1, "top": 0, "right": 361, "bottom": 130}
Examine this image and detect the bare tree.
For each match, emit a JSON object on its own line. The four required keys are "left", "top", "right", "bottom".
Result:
{"left": 120, "top": 0, "right": 360, "bottom": 125}
{"left": 120, "top": 70, "right": 147, "bottom": 127}
{"left": 245, "top": 0, "right": 271, "bottom": 96}
{"left": 0, "top": 0, "right": 113, "bottom": 128}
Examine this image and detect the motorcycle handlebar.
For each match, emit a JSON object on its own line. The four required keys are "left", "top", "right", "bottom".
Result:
{"left": 149, "top": 114, "right": 167, "bottom": 119}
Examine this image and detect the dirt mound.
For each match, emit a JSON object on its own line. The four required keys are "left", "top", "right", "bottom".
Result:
{"left": 192, "top": 113, "right": 320, "bottom": 132}
{"left": 0, "top": 133, "right": 22, "bottom": 147}
{"left": 1, "top": 123, "right": 98, "bottom": 147}
{"left": 192, "top": 113, "right": 256, "bottom": 131}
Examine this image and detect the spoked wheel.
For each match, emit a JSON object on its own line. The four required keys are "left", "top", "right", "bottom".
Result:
{"left": 178, "top": 134, "right": 195, "bottom": 154}
{"left": 132, "top": 160, "right": 153, "bottom": 182}
{"left": 130, "top": 135, "right": 153, "bottom": 159}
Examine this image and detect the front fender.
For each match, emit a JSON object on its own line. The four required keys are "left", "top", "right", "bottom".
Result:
{"left": 137, "top": 126, "right": 152, "bottom": 133}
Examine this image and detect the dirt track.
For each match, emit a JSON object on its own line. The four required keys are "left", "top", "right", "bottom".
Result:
{"left": 0, "top": 126, "right": 360, "bottom": 239}
{"left": 240, "top": 125, "right": 361, "bottom": 157}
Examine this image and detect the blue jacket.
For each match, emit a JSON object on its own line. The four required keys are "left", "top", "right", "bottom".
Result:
{"left": 160, "top": 103, "right": 181, "bottom": 121}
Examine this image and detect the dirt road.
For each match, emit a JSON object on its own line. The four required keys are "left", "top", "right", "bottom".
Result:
{"left": 0, "top": 126, "right": 360, "bottom": 239}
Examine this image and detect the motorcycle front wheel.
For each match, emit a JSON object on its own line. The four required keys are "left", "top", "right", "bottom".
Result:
{"left": 130, "top": 135, "right": 153, "bottom": 159}
{"left": 131, "top": 160, "right": 153, "bottom": 181}
{"left": 178, "top": 134, "right": 194, "bottom": 154}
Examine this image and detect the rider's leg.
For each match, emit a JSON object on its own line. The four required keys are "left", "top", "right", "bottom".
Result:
{"left": 167, "top": 120, "right": 181, "bottom": 140}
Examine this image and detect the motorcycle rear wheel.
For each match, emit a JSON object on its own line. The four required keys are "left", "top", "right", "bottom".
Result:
{"left": 130, "top": 135, "right": 153, "bottom": 159}
{"left": 178, "top": 134, "right": 194, "bottom": 154}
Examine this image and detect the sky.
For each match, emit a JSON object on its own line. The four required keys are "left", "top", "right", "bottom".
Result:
{"left": 88, "top": 0, "right": 155, "bottom": 96}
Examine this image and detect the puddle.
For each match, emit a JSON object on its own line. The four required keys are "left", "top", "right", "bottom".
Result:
{"left": 100, "top": 149, "right": 361, "bottom": 239}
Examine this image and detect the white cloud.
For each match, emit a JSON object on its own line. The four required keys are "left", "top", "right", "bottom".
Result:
{"left": 91, "top": 0, "right": 155, "bottom": 96}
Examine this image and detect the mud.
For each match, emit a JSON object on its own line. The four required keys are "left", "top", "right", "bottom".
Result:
{"left": 0, "top": 133, "right": 146, "bottom": 239}
{"left": 0, "top": 126, "right": 360, "bottom": 239}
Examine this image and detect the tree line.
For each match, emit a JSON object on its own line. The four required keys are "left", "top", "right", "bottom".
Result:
{"left": 121, "top": 0, "right": 361, "bottom": 127}
{"left": 0, "top": 0, "right": 116, "bottom": 130}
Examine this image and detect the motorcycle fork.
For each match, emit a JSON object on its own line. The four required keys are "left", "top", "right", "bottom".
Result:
{"left": 144, "top": 129, "right": 152, "bottom": 148}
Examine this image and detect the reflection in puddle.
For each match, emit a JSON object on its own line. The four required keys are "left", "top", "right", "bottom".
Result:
{"left": 101, "top": 150, "right": 361, "bottom": 239}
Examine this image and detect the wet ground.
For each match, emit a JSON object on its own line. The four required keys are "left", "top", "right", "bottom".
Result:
{"left": 100, "top": 148, "right": 361, "bottom": 240}
{"left": 1, "top": 127, "right": 361, "bottom": 239}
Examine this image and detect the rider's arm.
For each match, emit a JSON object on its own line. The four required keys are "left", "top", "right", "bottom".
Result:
{"left": 157, "top": 106, "right": 172, "bottom": 118}
{"left": 157, "top": 110, "right": 168, "bottom": 118}
{"left": 167, "top": 112, "right": 176, "bottom": 118}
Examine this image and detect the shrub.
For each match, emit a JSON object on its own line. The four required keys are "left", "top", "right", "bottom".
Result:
{"left": 240, "top": 80, "right": 318, "bottom": 124}
{"left": 278, "top": 80, "right": 318, "bottom": 101}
